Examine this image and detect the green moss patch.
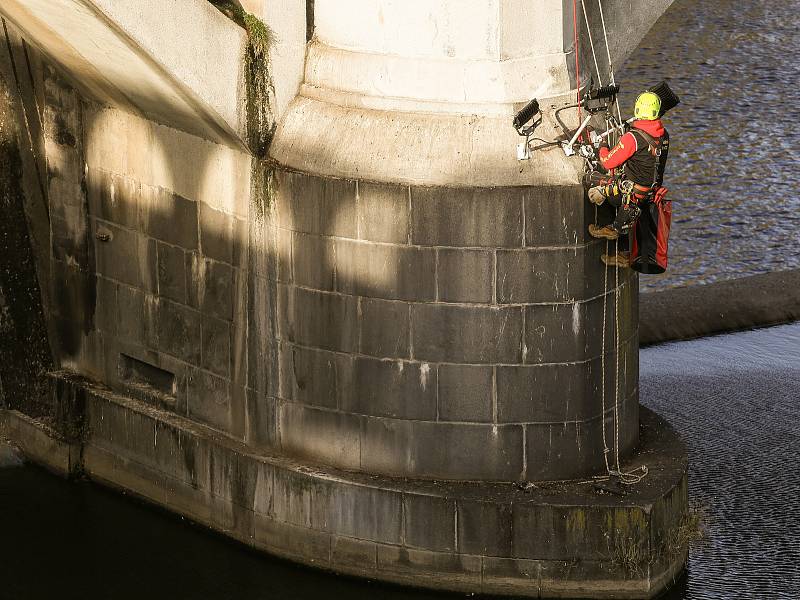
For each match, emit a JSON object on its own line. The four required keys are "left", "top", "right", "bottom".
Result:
{"left": 209, "top": 1, "right": 277, "bottom": 157}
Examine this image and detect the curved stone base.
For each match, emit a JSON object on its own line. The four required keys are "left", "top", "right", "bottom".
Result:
{"left": 640, "top": 268, "right": 800, "bottom": 346}
{"left": 3, "top": 372, "right": 688, "bottom": 599}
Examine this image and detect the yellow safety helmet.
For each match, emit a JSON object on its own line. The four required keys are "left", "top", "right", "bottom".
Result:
{"left": 634, "top": 92, "right": 662, "bottom": 120}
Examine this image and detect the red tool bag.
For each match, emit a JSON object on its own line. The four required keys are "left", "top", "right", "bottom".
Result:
{"left": 631, "top": 187, "right": 671, "bottom": 274}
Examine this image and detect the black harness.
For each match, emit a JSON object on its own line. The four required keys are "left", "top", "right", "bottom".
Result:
{"left": 627, "top": 128, "right": 670, "bottom": 199}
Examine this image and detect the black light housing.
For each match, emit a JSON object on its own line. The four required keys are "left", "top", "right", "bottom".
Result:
{"left": 513, "top": 98, "right": 540, "bottom": 132}
{"left": 648, "top": 80, "right": 680, "bottom": 116}
{"left": 584, "top": 83, "right": 620, "bottom": 102}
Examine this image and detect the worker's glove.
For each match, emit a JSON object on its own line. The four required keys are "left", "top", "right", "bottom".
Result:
{"left": 588, "top": 186, "right": 606, "bottom": 206}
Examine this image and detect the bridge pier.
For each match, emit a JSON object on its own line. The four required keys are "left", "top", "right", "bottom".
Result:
{"left": 0, "top": 0, "right": 687, "bottom": 596}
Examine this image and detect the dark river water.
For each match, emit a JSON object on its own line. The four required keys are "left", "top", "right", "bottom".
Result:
{"left": 618, "top": 0, "right": 800, "bottom": 291}
{"left": 2, "top": 0, "right": 799, "bottom": 598}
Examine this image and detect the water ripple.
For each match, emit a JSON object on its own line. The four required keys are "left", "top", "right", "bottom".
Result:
{"left": 618, "top": 0, "right": 800, "bottom": 291}
{"left": 642, "top": 322, "right": 800, "bottom": 599}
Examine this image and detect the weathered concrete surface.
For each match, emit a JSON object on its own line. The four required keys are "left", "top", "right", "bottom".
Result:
{"left": 0, "top": 410, "right": 79, "bottom": 476}
{"left": 640, "top": 269, "right": 800, "bottom": 346}
{"left": 1, "top": 373, "right": 689, "bottom": 598}
{"left": 0, "top": 0, "right": 248, "bottom": 145}
{"left": 0, "top": 34, "right": 53, "bottom": 416}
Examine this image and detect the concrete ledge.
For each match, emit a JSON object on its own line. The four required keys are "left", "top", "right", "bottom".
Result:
{"left": 0, "top": 0, "right": 247, "bottom": 145}
{"left": 0, "top": 409, "right": 80, "bottom": 477}
{"left": 640, "top": 269, "right": 800, "bottom": 346}
{"left": 5, "top": 372, "right": 688, "bottom": 598}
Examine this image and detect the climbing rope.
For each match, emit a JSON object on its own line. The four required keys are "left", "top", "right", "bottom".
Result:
{"left": 572, "top": 0, "right": 582, "bottom": 125}
{"left": 594, "top": 0, "right": 623, "bottom": 123}
{"left": 580, "top": 0, "right": 603, "bottom": 87}
{"left": 582, "top": 0, "right": 648, "bottom": 486}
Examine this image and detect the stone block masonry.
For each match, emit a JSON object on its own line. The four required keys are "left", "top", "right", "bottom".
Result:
{"left": 269, "top": 169, "right": 639, "bottom": 482}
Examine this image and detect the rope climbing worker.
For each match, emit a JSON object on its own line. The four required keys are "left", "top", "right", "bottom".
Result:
{"left": 587, "top": 91, "right": 672, "bottom": 273}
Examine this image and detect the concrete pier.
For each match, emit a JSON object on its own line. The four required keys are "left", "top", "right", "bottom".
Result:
{"left": 0, "top": 1, "right": 686, "bottom": 597}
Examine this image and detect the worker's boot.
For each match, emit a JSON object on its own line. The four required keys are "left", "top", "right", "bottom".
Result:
{"left": 601, "top": 252, "right": 631, "bottom": 268}
{"left": 588, "top": 186, "right": 606, "bottom": 206}
{"left": 588, "top": 223, "right": 619, "bottom": 240}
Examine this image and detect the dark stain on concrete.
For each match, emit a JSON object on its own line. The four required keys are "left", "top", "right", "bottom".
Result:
{"left": 0, "top": 66, "right": 52, "bottom": 416}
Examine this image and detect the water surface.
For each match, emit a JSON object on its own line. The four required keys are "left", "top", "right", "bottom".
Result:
{"left": 619, "top": 0, "right": 800, "bottom": 291}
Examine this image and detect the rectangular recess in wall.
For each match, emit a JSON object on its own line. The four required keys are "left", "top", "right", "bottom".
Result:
{"left": 119, "top": 354, "right": 176, "bottom": 399}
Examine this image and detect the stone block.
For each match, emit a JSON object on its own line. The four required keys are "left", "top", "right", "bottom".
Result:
{"left": 357, "top": 181, "right": 409, "bottom": 244}
{"left": 187, "top": 368, "right": 231, "bottom": 432}
{"left": 332, "top": 536, "right": 378, "bottom": 571}
{"left": 457, "top": 499, "right": 513, "bottom": 556}
{"left": 201, "top": 315, "right": 231, "bottom": 378}
{"left": 95, "top": 276, "right": 118, "bottom": 337}
{"left": 359, "top": 298, "right": 410, "bottom": 359}
{"left": 274, "top": 226, "right": 292, "bottom": 283}
{"left": 245, "top": 389, "right": 279, "bottom": 449}
{"left": 187, "top": 255, "right": 234, "bottom": 321}
{"left": 253, "top": 513, "right": 332, "bottom": 566}
{"left": 45, "top": 139, "right": 83, "bottom": 184}
{"left": 523, "top": 299, "right": 607, "bottom": 364}
{"left": 249, "top": 205, "right": 277, "bottom": 280}
{"left": 404, "top": 494, "right": 456, "bottom": 552}
{"left": 87, "top": 169, "right": 139, "bottom": 229}
{"left": 231, "top": 218, "right": 249, "bottom": 269}
{"left": 137, "top": 235, "right": 158, "bottom": 294}
{"left": 278, "top": 344, "right": 352, "bottom": 409}
{"left": 326, "top": 484, "right": 403, "bottom": 543}
{"left": 481, "top": 556, "right": 541, "bottom": 595}
{"left": 154, "top": 299, "right": 201, "bottom": 364}
{"left": 138, "top": 187, "right": 198, "bottom": 250}
{"left": 376, "top": 546, "right": 482, "bottom": 585}
{"left": 275, "top": 170, "right": 357, "bottom": 238}
{"left": 156, "top": 241, "right": 187, "bottom": 303}
{"left": 335, "top": 239, "right": 435, "bottom": 302}
{"left": 94, "top": 221, "right": 140, "bottom": 286}
{"left": 437, "top": 248, "right": 494, "bottom": 303}
{"left": 411, "top": 304, "right": 523, "bottom": 363}
{"left": 341, "top": 357, "right": 436, "bottom": 420}
{"left": 199, "top": 202, "right": 234, "bottom": 264}
{"left": 116, "top": 284, "right": 147, "bottom": 347}
{"left": 524, "top": 185, "right": 588, "bottom": 247}
{"left": 496, "top": 363, "right": 592, "bottom": 423}
{"left": 292, "top": 232, "right": 335, "bottom": 291}
{"left": 270, "top": 467, "right": 325, "bottom": 529}
{"left": 512, "top": 503, "right": 629, "bottom": 562}
{"left": 524, "top": 419, "right": 608, "bottom": 481}
{"left": 585, "top": 338, "right": 639, "bottom": 411}
{"left": 51, "top": 215, "right": 88, "bottom": 268}
{"left": 360, "top": 418, "right": 524, "bottom": 480}
{"left": 47, "top": 177, "right": 83, "bottom": 224}
{"left": 437, "top": 364, "right": 493, "bottom": 423}
{"left": 278, "top": 401, "right": 362, "bottom": 470}
{"left": 411, "top": 187, "right": 524, "bottom": 248}
{"left": 496, "top": 243, "right": 606, "bottom": 303}
{"left": 278, "top": 286, "right": 358, "bottom": 353}
{"left": 247, "top": 277, "right": 280, "bottom": 398}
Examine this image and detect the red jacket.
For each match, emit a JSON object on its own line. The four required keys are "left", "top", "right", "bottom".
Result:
{"left": 599, "top": 119, "right": 665, "bottom": 170}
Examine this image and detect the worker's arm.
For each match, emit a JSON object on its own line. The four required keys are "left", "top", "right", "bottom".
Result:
{"left": 598, "top": 131, "right": 638, "bottom": 170}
